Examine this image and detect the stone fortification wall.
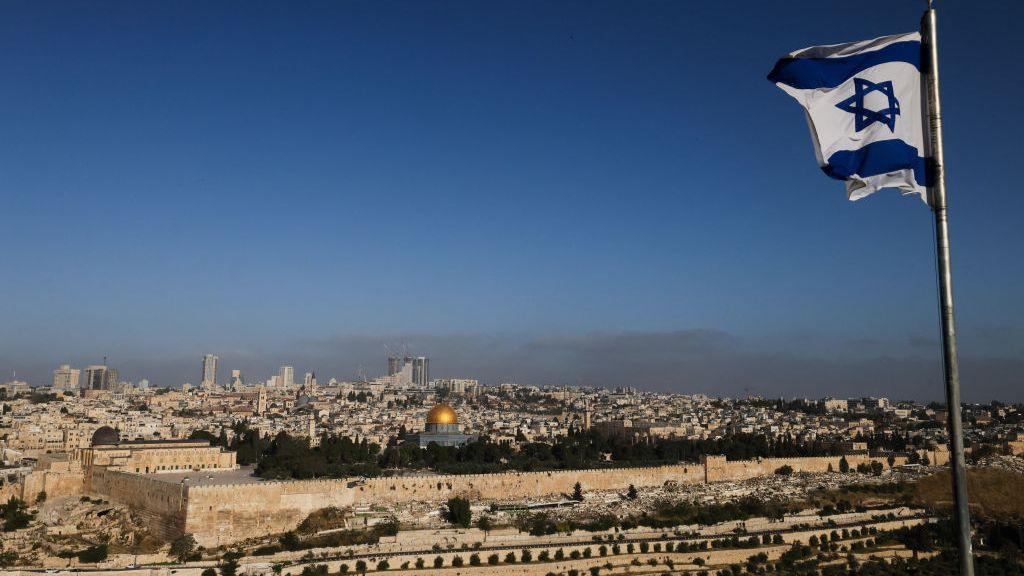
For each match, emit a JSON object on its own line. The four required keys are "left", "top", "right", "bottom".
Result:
{"left": 703, "top": 454, "right": 908, "bottom": 482}
{"left": 354, "top": 464, "right": 706, "bottom": 504}
{"left": 0, "top": 482, "right": 20, "bottom": 503}
{"left": 921, "top": 448, "right": 950, "bottom": 467}
{"left": 98, "top": 453, "right": 925, "bottom": 546}
{"left": 178, "top": 465, "right": 705, "bottom": 546}
{"left": 87, "top": 468, "right": 187, "bottom": 541}
{"left": 184, "top": 479, "right": 358, "bottom": 547}
{"left": 20, "top": 468, "right": 85, "bottom": 503}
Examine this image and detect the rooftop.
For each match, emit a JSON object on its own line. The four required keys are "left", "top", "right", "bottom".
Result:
{"left": 142, "top": 465, "right": 266, "bottom": 486}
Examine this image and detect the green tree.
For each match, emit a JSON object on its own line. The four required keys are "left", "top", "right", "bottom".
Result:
{"left": 0, "top": 497, "right": 33, "bottom": 532}
{"left": 445, "top": 496, "right": 472, "bottom": 527}
{"left": 77, "top": 544, "right": 108, "bottom": 563}
{"left": 202, "top": 569, "right": 217, "bottom": 576}
{"left": 572, "top": 482, "right": 584, "bottom": 501}
{"left": 279, "top": 531, "right": 301, "bottom": 551}
{"left": 355, "top": 560, "right": 366, "bottom": 573}
{"left": 170, "top": 533, "right": 198, "bottom": 562}
{"left": 774, "top": 465, "right": 793, "bottom": 476}
{"left": 218, "top": 554, "right": 240, "bottom": 576}
{"left": 469, "top": 553, "right": 481, "bottom": 566}
{"left": 433, "top": 556, "right": 444, "bottom": 568}
{"left": 627, "top": 484, "right": 638, "bottom": 500}
{"left": 476, "top": 515, "right": 492, "bottom": 532}
{"left": 300, "top": 565, "right": 327, "bottom": 576}
{"left": 870, "top": 461, "right": 884, "bottom": 476}
{"left": 839, "top": 456, "right": 850, "bottom": 473}
{"left": 35, "top": 491, "right": 46, "bottom": 504}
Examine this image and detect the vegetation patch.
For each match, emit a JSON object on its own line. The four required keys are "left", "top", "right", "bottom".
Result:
{"left": 916, "top": 468, "right": 1024, "bottom": 519}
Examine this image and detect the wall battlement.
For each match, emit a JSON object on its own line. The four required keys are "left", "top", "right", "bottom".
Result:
{"left": 95, "top": 452, "right": 914, "bottom": 546}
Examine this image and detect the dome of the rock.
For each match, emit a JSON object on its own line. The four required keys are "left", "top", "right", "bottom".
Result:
{"left": 426, "top": 403, "right": 458, "bottom": 425}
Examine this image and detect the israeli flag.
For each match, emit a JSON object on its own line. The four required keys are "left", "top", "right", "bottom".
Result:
{"left": 768, "top": 32, "right": 929, "bottom": 201}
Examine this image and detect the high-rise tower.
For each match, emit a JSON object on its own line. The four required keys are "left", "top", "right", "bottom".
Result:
{"left": 278, "top": 365, "right": 294, "bottom": 388}
{"left": 84, "top": 365, "right": 108, "bottom": 390}
{"left": 202, "top": 354, "right": 219, "bottom": 389}
{"left": 53, "top": 364, "right": 80, "bottom": 390}
{"left": 412, "top": 356, "right": 429, "bottom": 387}
{"left": 387, "top": 356, "right": 403, "bottom": 376}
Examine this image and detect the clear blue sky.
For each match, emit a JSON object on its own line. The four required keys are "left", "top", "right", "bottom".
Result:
{"left": 2, "top": 1, "right": 1021, "bottom": 400}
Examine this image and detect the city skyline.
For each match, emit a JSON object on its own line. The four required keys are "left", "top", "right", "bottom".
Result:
{"left": 7, "top": 328, "right": 1021, "bottom": 403}
{"left": 2, "top": 0, "right": 1022, "bottom": 402}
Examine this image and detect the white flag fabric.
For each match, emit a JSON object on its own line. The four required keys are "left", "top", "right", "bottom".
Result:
{"left": 768, "top": 32, "right": 930, "bottom": 201}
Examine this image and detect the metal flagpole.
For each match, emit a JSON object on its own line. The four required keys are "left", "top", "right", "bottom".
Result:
{"left": 921, "top": 3, "right": 974, "bottom": 575}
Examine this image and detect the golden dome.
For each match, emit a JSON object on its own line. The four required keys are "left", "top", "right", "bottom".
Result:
{"left": 426, "top": 403, "right": 458, "bottom": 425}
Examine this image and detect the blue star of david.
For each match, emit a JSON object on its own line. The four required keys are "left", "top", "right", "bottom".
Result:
{"left": 835, "top": 78, "right": 900, "bottom": 132}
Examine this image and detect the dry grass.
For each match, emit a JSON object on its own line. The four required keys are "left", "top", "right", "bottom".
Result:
{"left": 915, "top": 468, "right": 1024, "bottom": 519}
{"left": 804, "top": 482, "right": 914, "bottom": 511}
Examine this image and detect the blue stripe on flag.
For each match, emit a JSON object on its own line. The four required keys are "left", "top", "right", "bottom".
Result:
{"left": 822, "top": 139, "right": 930, "bottom": 186}
{"left": 767, "top": 41, "right": 920, "bottom": 90}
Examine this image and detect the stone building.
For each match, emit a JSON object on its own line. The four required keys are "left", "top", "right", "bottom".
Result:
{"left": 81, "top": 426, "right": 237, "bottom": 474}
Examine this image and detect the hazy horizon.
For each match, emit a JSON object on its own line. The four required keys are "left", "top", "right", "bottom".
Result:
{"left": 6, "top": 326, "right": 1023, "bottom": 402}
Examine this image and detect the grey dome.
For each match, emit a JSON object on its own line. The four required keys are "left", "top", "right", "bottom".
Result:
{"left": 91, "top": 426, "right": 120, "bottom": 446}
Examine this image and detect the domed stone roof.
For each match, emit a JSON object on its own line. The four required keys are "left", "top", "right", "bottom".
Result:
{"left": 91, "top": 426, "right": 120, "bottom": 446}
{"left": 426, "top": 403, "right": 458, "bottom": 425}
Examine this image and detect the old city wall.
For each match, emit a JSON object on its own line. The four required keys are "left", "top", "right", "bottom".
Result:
{"left": 176, "top": 465, "right": 707, "bottom": 546}
{"left": 922, "top": 448, "right": 950, "bottom": 467}
{"left": 124, "top": 453, "right": 933, "bottom": 546}
{"left": 184, "top": 479, "right": 358, "bottom": 547}
{"left": 87, "top": 467, "right": 187, "bottom": 541}
{"left": 0, "top": 481, "right": 21, "bottom": 503}
{"left": 703, "top": 454, "right": 909, "bottom": 482}
{"left": 353, "top": 464, "right": 707, "bottom": 505}
{"left": 20, "top": 468, "right": 85, "bottom": 503}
